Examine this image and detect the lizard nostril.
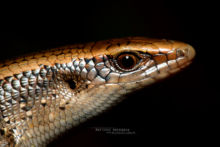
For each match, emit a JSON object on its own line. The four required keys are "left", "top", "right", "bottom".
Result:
{"left": 176, "top": 49, "right": 185, "bottom": 57}
{"left": 66, "top": 80, "right": 76, "bottom": 90}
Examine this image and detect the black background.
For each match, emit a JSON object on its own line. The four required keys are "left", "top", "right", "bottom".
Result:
{"left": 0, "top": 0, "right": 219, "bottom": 146}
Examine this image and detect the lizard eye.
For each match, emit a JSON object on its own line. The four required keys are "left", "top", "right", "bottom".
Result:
{"left": 115, "top": 52, "right": 140, "bottom": 71}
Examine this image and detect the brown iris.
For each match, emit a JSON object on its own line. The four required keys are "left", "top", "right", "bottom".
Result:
{"left": 116, "top": 52, "right": 139, "bottom": 71}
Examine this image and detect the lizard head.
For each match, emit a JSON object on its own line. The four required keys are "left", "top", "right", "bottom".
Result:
{"left": 74, "top": 37, "right": 195, "bottom": 90}
{"left": 69, "top": 37, "right": 195, "bottom": 117}
{"left": 97, "top": 37, "right": 196, "bottom": 85}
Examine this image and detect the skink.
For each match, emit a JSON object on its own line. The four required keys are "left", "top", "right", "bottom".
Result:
{"left": 0, "top": 37, "right": 195, "bottom": 146}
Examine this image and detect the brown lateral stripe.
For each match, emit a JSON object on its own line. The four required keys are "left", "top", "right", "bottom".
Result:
{"left": 0, "top": 37, "right": 189, "bottom": 79}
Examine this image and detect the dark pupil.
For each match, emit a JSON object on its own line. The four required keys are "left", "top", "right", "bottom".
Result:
{"left": 120, "top": 55, "right": 134, "bottom": 69}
